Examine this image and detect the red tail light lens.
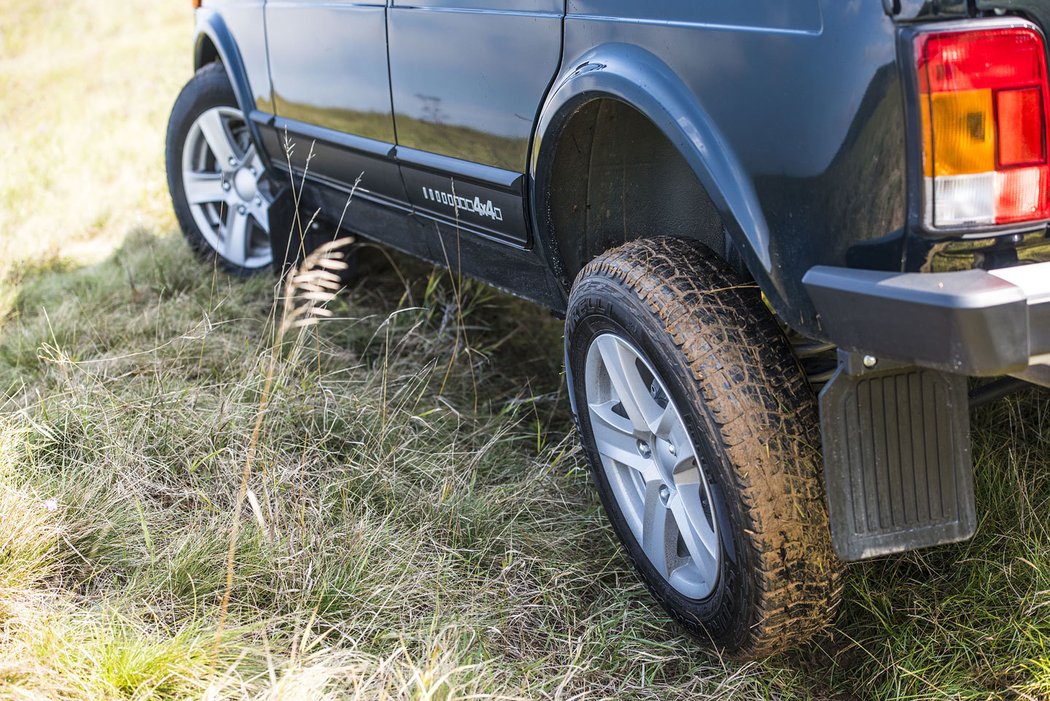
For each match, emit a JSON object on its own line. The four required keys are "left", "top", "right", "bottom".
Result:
{"left": 916, "top": 25, "right": 1050, "bottom": 227}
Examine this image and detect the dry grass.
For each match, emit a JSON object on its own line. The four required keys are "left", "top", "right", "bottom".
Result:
{"left": 1, "top": 2, "right": 1049, "bottom": 699}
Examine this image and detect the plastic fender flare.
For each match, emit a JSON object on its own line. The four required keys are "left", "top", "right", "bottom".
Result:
{"left": 193, "top": 9, "right": 271, "bottom": 169}
{"left": 529, "top": 43, "right": 775, "bottom": 298}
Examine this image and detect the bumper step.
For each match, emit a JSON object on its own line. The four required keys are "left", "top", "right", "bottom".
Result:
{"left": 819, "top": 353, "right": 976, "bottom": 560}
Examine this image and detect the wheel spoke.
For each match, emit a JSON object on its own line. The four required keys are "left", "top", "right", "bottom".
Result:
{"left": 667, "top": 564, "right": 706, "bottom": 596}
{"left": 197, "top": 109, "right": 238, "bottom": 167}
{"left": 250, "top": 194, "right": 271, "bottom": 234}
{"left": 223, "top": 206, "right": 251, "bottom": 266}
{"left": 640, "top": 481, "right": 672, "bottom": 577}
{"left": 583, "top": 332, "right": 721, "bottom": 600}
{"left": 183, "top": 171, "right": 226, "bottom": 205}
{"left": 652, "top": 404, "right": 678, "bottom": 440}
{"left": 674, "top": 460, "right": 702, "bottom": 485}
{"left": 668, "top": 487, "right": 719, "bottom": 572}
{"left": 669, "top": 444, "right": 701, "bottom": 478}
{"left": 246, "top": 144, "right": 265, "bottom": 175}
{"left": 590, "top": 401, "right": 660, "bottom": 479}
{"left": 595, "top": 336, "right": 663, "bottom": 435}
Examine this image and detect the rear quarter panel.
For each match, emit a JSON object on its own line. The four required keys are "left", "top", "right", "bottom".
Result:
{"left": 558, "top": 1, "right": 907, "bottom": 336}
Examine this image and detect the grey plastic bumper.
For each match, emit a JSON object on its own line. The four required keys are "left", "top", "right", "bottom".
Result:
{"left": 803, "top": 261, "right": 1050, "bottom": 376}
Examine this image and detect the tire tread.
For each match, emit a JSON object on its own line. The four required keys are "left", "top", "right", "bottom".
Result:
{"left": 570, "top": 237, "right": 842, "bottom": 658}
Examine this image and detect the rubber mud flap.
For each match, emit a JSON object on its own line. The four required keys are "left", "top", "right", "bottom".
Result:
{"left": 269, "top": 185, "right": 351, "bottom": 279}
{"left": 819, "top": 354, "right": 976, "bottom": 561}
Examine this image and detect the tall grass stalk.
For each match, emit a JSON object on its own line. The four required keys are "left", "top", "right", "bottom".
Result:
{"left": 214, "top": 237, "right": 353, "bottom": 665}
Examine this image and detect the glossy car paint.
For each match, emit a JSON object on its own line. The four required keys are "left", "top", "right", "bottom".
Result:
{"left": 895, "top": 0, "right": 970, "bottom": 19}
{"left": 389, "top": 0, "right": 563, "bottom": 173}
{"left": 388, "top": 0, "right": 564, "bottom": 247}
{"left": 194, "top": 5, "right": 273, "bottom": 171}
{"left": 196, "top": 0, "right": 1050, "bottom": 340}
{"left": 532, "top": 1, "right": 911, "bottom": 332}
{"left": 263, "top": 1, "right": 407, "bottom": 206}
{"left": 268, "top": 3, "right": 395, "bottom": 144}
{"left": 196, "top": 3, "right": 271, "bottom": 112}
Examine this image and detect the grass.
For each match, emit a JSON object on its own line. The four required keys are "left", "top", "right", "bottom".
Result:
{"left": 1, "top": 1, "right": 1049, "bottom": 698}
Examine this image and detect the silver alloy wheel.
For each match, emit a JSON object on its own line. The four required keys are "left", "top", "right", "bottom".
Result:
{"left": 585, "top": 333, "right": 721, "bottom": 600}
{"left": 181, "top": 106, "right": 273, "bottom": 269}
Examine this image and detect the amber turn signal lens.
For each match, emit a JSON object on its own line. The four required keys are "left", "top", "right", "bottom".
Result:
{"left": 924, "top": 89, "right": 996, "bottom": 176}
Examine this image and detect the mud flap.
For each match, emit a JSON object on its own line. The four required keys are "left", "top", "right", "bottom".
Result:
{"left": 818, "top": 352, "right": 976, "bottom": 561}
{"left": 268, "top": 185, "right": 354, "bottom": 279}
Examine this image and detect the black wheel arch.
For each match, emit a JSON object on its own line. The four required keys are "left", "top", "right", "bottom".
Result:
{"left": 539, "top": 95, "right": 741, "bottom": 287}
{"left": 191, "top": 10, "right": 272, "bottom": 172}
{"left": 194, "top": 32, "right": 221, "bottom": 71}
{"left": 528, "top": 45, "right": 782, "bottom": 320}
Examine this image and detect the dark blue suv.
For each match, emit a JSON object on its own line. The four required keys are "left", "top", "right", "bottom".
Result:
{"left": 166, "top": 0, "right": 1050, "bottom": 658}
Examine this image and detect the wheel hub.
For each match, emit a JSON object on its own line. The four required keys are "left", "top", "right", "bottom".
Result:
{"left": 232, "top": 166, "right": 258, "bottom": 202}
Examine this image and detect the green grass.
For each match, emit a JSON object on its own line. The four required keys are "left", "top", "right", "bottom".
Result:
{"left": 2, "top": 2, "right": 1050, "bottom": 698}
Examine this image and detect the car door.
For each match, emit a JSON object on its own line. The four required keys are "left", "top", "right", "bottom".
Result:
{"left": 387, "top": 0, "right": 565, "bottom": 247}
{"left": 264, "top": 0, "right": 407, "bottom": 207}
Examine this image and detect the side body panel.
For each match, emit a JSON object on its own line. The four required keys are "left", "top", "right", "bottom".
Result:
{"left": 532, "top": 1, "right": 909, "bottom": 334}
{"left": 194, "top": 4, "right": 274, "bottom": 170}
{"left": 387, "top": 0, "right": 564, "bottom": 248}
{"left": 202, "top": 0, "right": 568, "bottom": 304}
{"left": 197, "top": 2, "right": 272, "bottom": 112}
{"left": 263, "top": 0, "right": 407, "bottom": 206}
{"left": 267, "top": 3, "right": 394, "bottom": 144}
{"left": 204, "top": 0, "right": 924, "bottom": 335}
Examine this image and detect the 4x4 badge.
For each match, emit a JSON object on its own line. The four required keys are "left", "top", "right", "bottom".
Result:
{"left": 422, "top": 186, "right": 503, "bottom": 222}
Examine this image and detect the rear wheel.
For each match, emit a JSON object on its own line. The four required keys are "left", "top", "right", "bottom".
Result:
{"left": 565, "top": 237, "right": 841, "bottom": 658}
{"left": 166, "top": 63, "right": 275, "bottom": 274}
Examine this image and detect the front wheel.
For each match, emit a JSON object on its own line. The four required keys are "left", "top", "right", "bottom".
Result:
{"left": 166, "top": 62, "right": 275, "bottom": 274}
{"left": 565, "top": 237, "right": 841, "bottom": 658}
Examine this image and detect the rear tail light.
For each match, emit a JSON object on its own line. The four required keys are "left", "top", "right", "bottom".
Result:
{"left": 916, "top": 25, "right": 1050, "bottom": 228}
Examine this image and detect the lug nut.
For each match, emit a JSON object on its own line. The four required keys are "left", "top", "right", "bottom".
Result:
{"left": 222, "top": 181, "right": 231, "bottom": 191}
{"left": 668, "top": 443, "right": 677, "bottom": 456}
{"left": 249, "top": 167, "right": 257, "bottom": 176}
{"left": 659, "top": 485, "right": 671, "bottom": 504}
{"left": 237, "top": 205, "right": 247, "bottom": 215}
{"left": 255, "top": 196, "right": 262, "bottom": 205}
{"left": 636, "top": 439, "right": 652, "bottom": 459}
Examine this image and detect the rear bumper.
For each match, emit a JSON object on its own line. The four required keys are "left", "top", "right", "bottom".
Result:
{"left": 803, "top": 261, "right": 1050, "bottom": 377}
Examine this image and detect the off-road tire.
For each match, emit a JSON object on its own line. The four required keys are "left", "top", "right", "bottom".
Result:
{"left": 565, "top": 237, "right": 842, "bottom": 658}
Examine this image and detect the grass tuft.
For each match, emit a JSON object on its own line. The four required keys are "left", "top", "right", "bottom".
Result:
{"left": 2, "top": 1, "right": 1049, "bottom": 699}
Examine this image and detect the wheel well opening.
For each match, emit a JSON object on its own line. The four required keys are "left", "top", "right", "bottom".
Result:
{"left": 547, "top": 98, "right": 729, "bottom": 285}
{"left": 195, "top": 35, "right": 221, "bottom": 71}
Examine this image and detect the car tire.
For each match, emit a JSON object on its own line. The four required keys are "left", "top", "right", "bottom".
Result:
{"left": 565, "top": 237, "right": 842, "bottom": 658}
{"left": 166, "top": 62, "right": 275, "bottom": 275}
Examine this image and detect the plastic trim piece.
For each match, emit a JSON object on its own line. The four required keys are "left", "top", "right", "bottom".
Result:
{"left": 193, "top": 10, "right": 273, "bottom": 173}
{"left": 804, "top": 261, "right": 1050, "bottom": 376}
